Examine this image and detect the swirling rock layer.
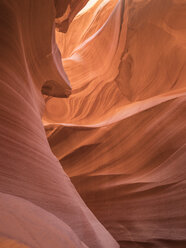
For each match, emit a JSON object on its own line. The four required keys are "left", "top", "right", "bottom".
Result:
{"left": 0, "top": 0, "right": 119, "bottom": 247}
{"left": 0, "top": 0, "right": 186, "bottom": 247}
{"left": 44, "top": 0, "right": 186, "bottom": 247}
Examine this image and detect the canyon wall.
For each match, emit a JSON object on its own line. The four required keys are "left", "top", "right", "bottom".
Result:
{"left": 0, "top": 0, "right": 119, "bottom": 247}
{"left": 0, "top": 0, "right": 186, "bottom": 248}
{"left": 44, "top": 0, "right": 186, "bottom": 247}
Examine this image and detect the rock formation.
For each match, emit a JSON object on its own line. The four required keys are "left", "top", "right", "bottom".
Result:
{"left": 0, "top": 0, "right": 118, "bottom": 247}
{"left": 0, "top": 0, "right": 186, "bottom": 247}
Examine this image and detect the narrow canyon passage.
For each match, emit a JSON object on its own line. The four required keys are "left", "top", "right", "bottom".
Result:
{"left": 45, "top": 0, "right": 186, "bottom": 247}
{"left": 0, "top": 0, "right": 186, "bottom": 248}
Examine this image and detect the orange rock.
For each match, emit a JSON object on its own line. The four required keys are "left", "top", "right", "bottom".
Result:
{"left": 0, "top": 0, "right": 119, "bottom": 247}
{"left": 0, "top": 0, "right": 186, "bottom": 247}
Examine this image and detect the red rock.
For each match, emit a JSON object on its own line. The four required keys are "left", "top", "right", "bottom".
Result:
{"left": 1, "top": 0, "right": 186, "bottom": 247}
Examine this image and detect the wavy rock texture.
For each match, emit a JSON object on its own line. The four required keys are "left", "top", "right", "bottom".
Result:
{"left": 43, "top": 0, "right": 186, "bottom": 247}
{"left": 0, "top": 0, "right": 118, "bottom": 247}
{"left": 1, "top": 0, "right": 186, "bottom": 247}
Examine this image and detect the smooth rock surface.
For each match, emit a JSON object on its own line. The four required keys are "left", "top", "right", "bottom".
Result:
{"left": 1, "top": 0, "right": 186, "bottom": 247}
{"left": 44, "top": 0, "right": 186, "bottom": 247}
{"left": 0, "top": 0, "right": 119, "bottom": 247}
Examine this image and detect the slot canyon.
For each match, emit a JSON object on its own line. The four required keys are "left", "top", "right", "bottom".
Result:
{"left": 0, "top": 0, "right": 186, "bottom": 247}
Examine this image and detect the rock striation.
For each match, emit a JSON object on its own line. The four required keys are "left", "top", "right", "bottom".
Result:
{"left": 0, "top": 0, "right": 119, "bottom": 247}
{"left": 0, "top": 0, "right": 186, "bottom": 248}
{"left": 44, "top": 0, "right": 186, "bottom": 247}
